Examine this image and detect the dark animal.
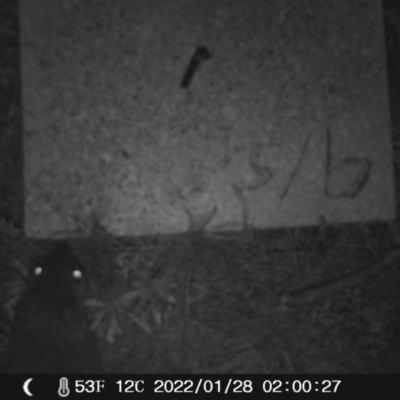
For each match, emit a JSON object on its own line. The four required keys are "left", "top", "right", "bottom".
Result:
{"left": 6, "top": 241, "right": 102, "bottom": 373}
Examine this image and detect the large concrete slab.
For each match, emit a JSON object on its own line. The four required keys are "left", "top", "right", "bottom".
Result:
{"left": 21, "top": 0, "right": 395, "bottom": 237}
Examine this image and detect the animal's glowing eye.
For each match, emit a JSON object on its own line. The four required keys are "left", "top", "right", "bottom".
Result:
{"left": 33, "top": 266, "right": 43, "bottom": 277}
{"left": 72, "top": 270, "right": 83, "bottom": 280}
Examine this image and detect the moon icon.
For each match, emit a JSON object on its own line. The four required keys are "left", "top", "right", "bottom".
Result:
{"left": 23, "top": 378, "right": 33, "bottom": 397}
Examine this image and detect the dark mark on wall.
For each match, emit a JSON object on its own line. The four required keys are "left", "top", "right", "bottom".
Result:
{"left": 180, "top": 46, "right": 211, "bottom": 89}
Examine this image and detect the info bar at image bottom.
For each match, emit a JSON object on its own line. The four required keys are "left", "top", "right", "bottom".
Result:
{"left": 0, "top": 374, "right": 397, "bottom": 398}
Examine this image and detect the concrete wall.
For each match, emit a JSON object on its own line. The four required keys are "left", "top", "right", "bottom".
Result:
{"left": 20, "top": 0, "right": 395, "bottom": 237}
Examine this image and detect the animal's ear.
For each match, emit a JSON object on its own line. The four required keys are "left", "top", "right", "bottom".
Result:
{"left": 35, "top": 240, "right": 84, "bottom": 271}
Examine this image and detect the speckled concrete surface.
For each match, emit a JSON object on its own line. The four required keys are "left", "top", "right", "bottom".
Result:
{"left": 20, "top": 0, "right": 395, "bottom": 237}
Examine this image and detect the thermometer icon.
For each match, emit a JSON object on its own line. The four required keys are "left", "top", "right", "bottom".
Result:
{"left": 58, "top": 377, "right": 70, "bottom": 397}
